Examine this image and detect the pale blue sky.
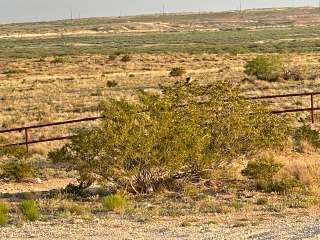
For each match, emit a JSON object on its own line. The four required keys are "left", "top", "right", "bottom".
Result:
{"left": 0, "top": 0, "right": 319, "bottom": 23}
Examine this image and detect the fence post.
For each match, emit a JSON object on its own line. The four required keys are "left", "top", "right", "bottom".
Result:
{"left": 24, "top": 128, "right": 29, "bottom": 153}
{"left": 311, "top": 93, "right": 315, "bottom": 124}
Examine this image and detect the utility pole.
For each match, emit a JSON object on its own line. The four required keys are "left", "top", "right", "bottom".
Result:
{"left": 162, "top": 3, "right": 165, "bottom": 16}
{"left": 239, "top": 0, "right": 242, "bottom": 12}
{"left": 70, "top": 7, "right": 73, "bottom": 20}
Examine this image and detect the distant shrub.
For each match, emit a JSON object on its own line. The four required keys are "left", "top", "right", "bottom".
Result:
{"left": 108, "top": 55, "right": 117, "bottom": 61}
{"left": 49, "top": 81, "right": 289, "bottom": 193}
{"left": 244, "top": 56, "right": 283, "bottom": 81}
{"left": 0, "top": 159, "right": 36, "bottom": 182}
{"left": 169, "top": 67, "right": 186, "bottom": 77}
{"left": 121, "top": 55, "right": 132, "bottom": 62}
{"left": 50, "top": 57, "right": 65, "bottom": 64}
{"left": 0, "top": 202, "right": 9, "bottom": 226}
{"left": 102, "top": 195, "right": 127, "bottom": 213}
{"left": 106, "top": 80, "right": 118, "bottom": 88}
{"left": 19, "top": 200, "right": 39, "bottom": 221}
{"left": 282, "top": 67, "right": 304, "bottom": 81}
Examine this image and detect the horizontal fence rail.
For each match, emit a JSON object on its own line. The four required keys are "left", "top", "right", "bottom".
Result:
{"left": 0, "top": 91, "right": 319, "bottom": 152}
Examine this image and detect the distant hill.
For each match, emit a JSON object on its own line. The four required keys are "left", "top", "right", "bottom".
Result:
{"left": 1, "top": 7, "right": 320, "bottom": 37}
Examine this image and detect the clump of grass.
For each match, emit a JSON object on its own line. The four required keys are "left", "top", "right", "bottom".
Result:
{"left": 102, "top": 195, "right": 127, "bottom": 213}
{"left": 0, "top": 202, "right": 9, "bottom": 226}
{"left": 169, "top": 67, "right": 186, "bottom": 77}
{"left": 19, "top": 200, "right": 39, "bottom": 221}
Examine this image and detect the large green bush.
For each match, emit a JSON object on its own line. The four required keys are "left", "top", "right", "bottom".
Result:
{"left": 49, "top": 81, "right": 289, "bottom": 193}
{"left": 244, "top": 56, "right": 283, "bottom": 81}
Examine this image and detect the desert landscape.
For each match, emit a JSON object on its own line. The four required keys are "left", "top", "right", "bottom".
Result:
{"left": 2, "top": 6, "right": 320, "bottom": 240}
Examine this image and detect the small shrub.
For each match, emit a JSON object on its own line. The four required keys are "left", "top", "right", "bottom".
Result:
{"left": 293, "top": 124, "right": 320, "bottom": 151}
{"left": 0, "top": 160, "right": 36, "bottom": 182}
{"left": 244, "top": 56, "right": 283, "bottom": 82}
{"left": 102, "top": 195, "right": 127, "bottom": 213}
{"left": 282, "top": 67, "right": 304, "bottom": 81}
{"left": 19, "top": 200, "right": 39, "bottom": 221}
{"left": 267, "top": 177, "right": 302, "bottom": 194}
{"left": 169, "top": 67, "right": 186, "bottom": 77}
{"left": 0, "top": 202, "right": 9, "bottom": 226}
{"left": 106, "top": 80, "right": 118, "bottom": 88}
{"left": 242, "top": 156, "right": 282, "bottom": 182}
{"left": 121, "top": 55, "right": 132, "bottom": 62}
{"left": 256, "top": 197, "right": 268, "bottom": 205}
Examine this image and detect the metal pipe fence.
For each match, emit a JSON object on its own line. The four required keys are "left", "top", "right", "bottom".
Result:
{"left": 1, "top": 91, "right": 319, "bottom": 152}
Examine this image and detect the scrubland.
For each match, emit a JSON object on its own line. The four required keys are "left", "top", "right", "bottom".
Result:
{"left": 2, "top": 7, "right": 320, "bottom": 240}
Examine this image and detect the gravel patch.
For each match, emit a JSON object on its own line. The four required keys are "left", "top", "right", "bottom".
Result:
{"left": 1, "top": 215, "right": 320, "bottom": 240}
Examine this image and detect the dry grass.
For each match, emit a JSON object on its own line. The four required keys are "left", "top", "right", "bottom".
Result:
{"left": 2, "top": 52, "right": 320, "bottom": 154}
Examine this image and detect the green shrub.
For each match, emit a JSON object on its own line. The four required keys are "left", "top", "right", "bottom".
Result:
{"left": 49, "top": 81, "right": 289, "bottom": 193}
{"left": 244, "top": 56, "right": 283, "bottom": 81}
{"left": 19, "top": 200, "right": 39, "bottom": 221}
{"left": 293, "top": 124, "right": 320, "bottom": 150}
{"left": 0, "top": 160, "right": 36, "bottom": 182}
{"left": 169, "top": 67, "right": 186, "bottom": 77}
{"left": 0, "top": 202, "right": 9, "bottom": 226}
{"left": 102, "top": 195, "right": 127, "bottom": 213}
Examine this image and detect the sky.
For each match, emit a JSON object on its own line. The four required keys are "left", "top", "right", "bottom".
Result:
{"left": 0, "top": 0, "right": 319, "bottom": 23}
